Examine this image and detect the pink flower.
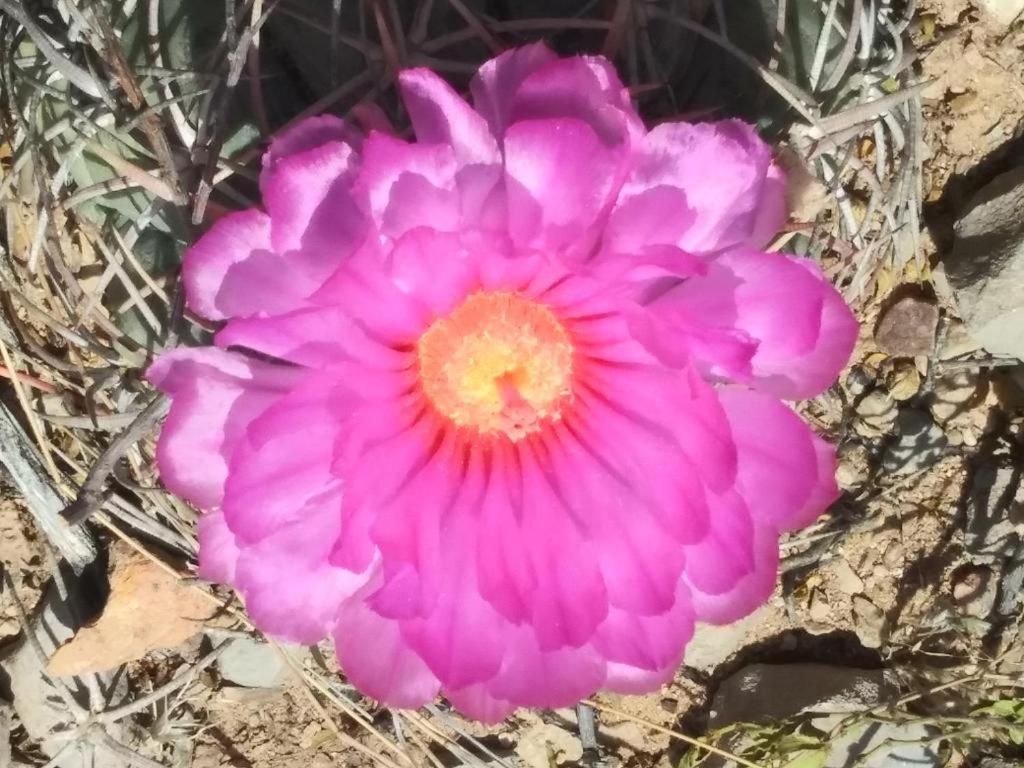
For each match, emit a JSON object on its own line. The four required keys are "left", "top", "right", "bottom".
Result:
{"left": 148, "top": 44, "right": 856, "bottom": 721}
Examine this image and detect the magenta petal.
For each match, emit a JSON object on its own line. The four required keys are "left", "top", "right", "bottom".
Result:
{"left": 445, "top": 685, "right": 516, "bottom": 725}
{"left": 617, "top": 120, "right": 778, "bottom": 253}
{"left": 603, "top": 662, "right": 677, "bottom": 694}
{"left": 719, "top": 387, "right": 838, "bottom": 532}
{"left": 146, "top": 348, "right": 301, "bottom": 509}
{"left": 335, "top": 590, "right": 441, "bottom": 709}
{"left": 682, "top": 490, "right": 756, "bottom": 595}
{"left": 591, "top": 584, "right": 695, "bottom": 671}
{"left": 485, "top": 626, "right": 606, "bottom": 709}
{"left": 688, "top": 522, "right": 780, "bottom": 625}
{"left": 263, "top": 138, "right": 365, "bottom": 257}
{"left": 398, "top": 68, "right": 500, "bottom": 165}
{"left": 470, "top": 42, "right": 558, "bottom": 139}
{"left": 504, "top": 117, "right": 626, "bottom": 259}
{"left": 235, "top": 489, "right": 365, "bottom": 644}
{"left": 196, "top": 511, "right": 239, "bottom": 583}
{"left": 260, "top": 115, "right": 357, "bottom": 192}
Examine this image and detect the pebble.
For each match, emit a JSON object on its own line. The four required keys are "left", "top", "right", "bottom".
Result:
{"left": 854, "top": 390, "right": 898, "bottom": 438}
{"left": 874, "top": 291, "right": 939, "bottom": 358}
{"left": 831, "top": 559, "right": 865, "bottom": 595}
{"left": 929, "top": 370, "right": 983, "bottom": 424}
{"left": 951, "top": 563, "right": 998, "bottom": 619}
{"left": 851, "top": 595, "right": 887, "bottom": 649}
{"left": 835, "top": 443, "right": 870, "bottom": 492}
{"left": 217, "top": 638, "right": 290, "bottom": 689}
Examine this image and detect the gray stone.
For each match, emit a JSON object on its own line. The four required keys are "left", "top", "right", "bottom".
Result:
{"left": 944, "top": 165, "right": 1024, "bottom": 361}
{"left": 851, "top": 595, "right": 887, "bottom": 649}
{"left": 964, "top": 461, "right": 1024, "bottom": 560}
{"left": 683, "top": 605, "right": 774, "bottom": 673}
{"left": 709, "top": 663, "right": 895, "bottom": 726}
{"left": 217, "top": 637, "right": 290, "bottom": 688}
{"left": 709, "top": 664, "right": 939, "bottom": 768}
{"left": 951, "top": 563, "right": 998, "bottom": 619}
{"left": 881, "top": 409, "right": 946, "bottom": 475}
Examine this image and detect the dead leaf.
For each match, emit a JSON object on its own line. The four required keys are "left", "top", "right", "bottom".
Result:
{"left": 48, "top": 544, "right": 213, "bottom": 676}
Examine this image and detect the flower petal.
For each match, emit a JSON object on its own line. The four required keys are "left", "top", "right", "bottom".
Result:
{"left": 504, "top": 117, "right": 627, "bottom": 260}
{"left": 398, "top": 68, "right": 500, "bottom": 165}
{"left": 235, "top": 489, "right": 366, "bottom": 644}
{"left": 614, "top": 120, "right": 780, "bottom": 254}
{"left": 196, "top": 511, "right": 239, "bottom": 583}
{"left": 146, "top": 348, "right": 301, "bottom": 509}
{"left": 470, "top": 42, "right": 559, "bottom": 139}
{"left": 719, "top": 387, "right": 838, "bottom": 532}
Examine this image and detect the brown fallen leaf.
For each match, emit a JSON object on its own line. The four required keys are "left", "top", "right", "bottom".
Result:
{"left": 48, "top": 543, "right": 214, "bottom": 676}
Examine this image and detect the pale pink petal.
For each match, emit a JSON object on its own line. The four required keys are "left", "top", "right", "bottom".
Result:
{"left": 146, "top": 348, "right": 301, "bottom": 509}
{"left": 398, "top": 68, "right": 500, "bottom": 165}
{"left": 260, "top": 115, "right": 357, "bottom": 191}
{"left": 222, "top": 375, "right": 350, "bottom": 543}
{"left": 682, "top": 490, "right": 756, "bottom": 595}
{"left": 335, "top": 585, "right": 442, "bottom": 709}
{"left": 235, "top": 489, "right": 366, "bottom": 644}
{"left": 504, "top": 117, "right": 627, "bottom": 259}
{"left": 470, "top": 42, "right": 559, "bottom": 139}
{"left": 182, "top": 210, "right": 275, "bottom": 321}
{"left": 719, "top": 387, "right": 838, "bottom": 532}
{"left": 750, "top": 162, "right": 788, "bottom": 246}
{"left": 196, "top": 511, "right": 239, "bottom": 583}
{"left": 614, "top": 120, "right": 780, "bottom": 253}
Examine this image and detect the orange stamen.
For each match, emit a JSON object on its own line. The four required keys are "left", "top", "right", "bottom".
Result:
{"left": 417, "top": 292, "right": 574, "bottom": 440}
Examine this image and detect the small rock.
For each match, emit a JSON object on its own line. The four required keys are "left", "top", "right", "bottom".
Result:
{"left": 882, "top": 542, "right": 905, "bottom": 570}
{"left": 831, "top": 559, "right": 865, "bottom": 595}
{"left": 217, "top": 638, "right": 290, "bottom": 688}
{"left": 515, "top": 722, "right": 583, "bottom": 768}
{"left": 951, "top": 563, "right": 998, "bottom": 619}
{"left": 851, "top": 595, "right": 887, "bottom": 649}
{"left": 875, "top": 291, "right": 939, "bottom": 358}
{"left": 835, "top": 443, "right": 870, "bottom": 492}
{"left": 854, "top": 390, "right": 898, "bottom": 438}
{"left": 977, "top": 0, "right": 1024, "bottom": 25}
{"left": 929, "top": 370, "right": 984, "bottom": 424}
{"left": 709, "top": 663, "right": 895, "bottom": 726}
{"left": 808, "top": 588, "right": 831, "bottom": 624}
{"left": 881, "top": 409, "right": 947, "bottom": 475}
{"left": 944, "top": 165, "right": 1024, "bottom": 362}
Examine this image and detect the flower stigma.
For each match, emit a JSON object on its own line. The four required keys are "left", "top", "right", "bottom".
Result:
{"left": 417, "top": 292, "right": 574, "bottom": 440}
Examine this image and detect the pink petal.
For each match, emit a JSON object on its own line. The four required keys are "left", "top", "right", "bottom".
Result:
{"left": 335, "top": 583, "right": 442, "bottom": 709}
{"left": 484, "top": 626, "right": 606, "bottom": 710}
{"left": 687, "top": 522, "right": 780, "bottom": 625}
{"left": 503, "top": 117, "right": 627, "bottom": 260}
{"left": 719, "top": 387, "right": 838, "bottom": 532}
{"left": 445, "top": 685, "right": 516, "bottom": 725}
{"left": 507, "top": 55, "right": 643, "bottom": 145}
{"left": 222, "top": 374, "right": 350, "bottom": 543}
{"left": 591, "top": 583, "right": 695, "bottom": 672}
{"left": 682, "top": 490, "right": 756, "bottom": 595}
{"left": 196, "top": 511, "right": 239, "bottom": 583}
{"left": 615, "top": 120, "right": 780, "bottom": 254}
{"left": 262, "top": 138, "right": 366, "bottom": 257}
{"left": 234, "top": 489, "right": 366, "bottom": 644}
{"left": 216, "top": 304, "right": 413, "bottom": 375}
{"left": 354, "top": 133, "right": 458, "bottom": 237}
{"left": 398, "top": 68, "right": 500, "bottom": 165}
{"left": 260, "top": 115, "right": 358, "bottom": 192}
{"left": 470, "top": 42, "right": 559, "bottom": 139}
{"left": 603, "top": 662, "right": 677, "bottom": 694}
{"left": 182, "top": 210, "right": 274, "bottom": 321}
{"left": 640, "top": 250, "right": 856, "bottom": 398}
{"left": 146, "top": 348, "right": 301, "bottom": 509}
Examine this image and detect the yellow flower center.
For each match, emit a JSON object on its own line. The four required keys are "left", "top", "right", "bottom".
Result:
{"left": 417, "top": 292, "right": 574, "bottom": 440}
